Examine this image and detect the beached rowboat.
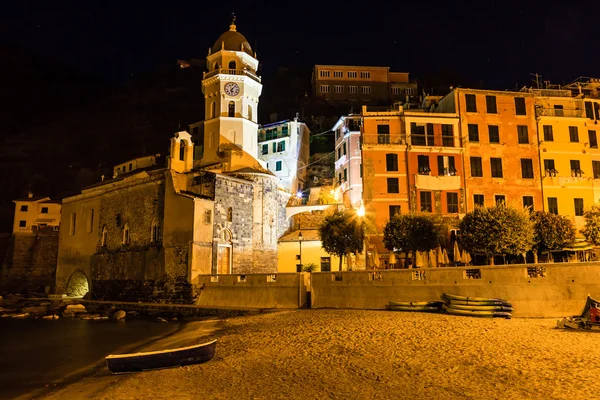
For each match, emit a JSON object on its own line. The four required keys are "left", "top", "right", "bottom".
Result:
{"left": 106, "top": 339, "right": 217, "bottom": 374}
{"left": 443, "top": 305, "right": 511, "bottom": 319}
{"left": 442, "top": 293, "right": 504, "bottom": 302}
{"left": 446, "top": 304, "right": 514, "bottom": 312}
{"left": 389, "top": 305, "right": 441, "bottom": 312}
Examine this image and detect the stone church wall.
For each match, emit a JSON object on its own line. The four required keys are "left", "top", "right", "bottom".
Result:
{"left": 213, "top": 176, "right": 254, "bottom": 273}
{"left": 90, "top": 178, "right": 187, "bottom": 302}
{"left": 0, "top": 228, "right": 59, "bottom": 294}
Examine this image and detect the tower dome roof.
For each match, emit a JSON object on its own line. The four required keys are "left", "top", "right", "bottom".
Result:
{"left": 211, "top": 21, "right": 253, "bottom": 57}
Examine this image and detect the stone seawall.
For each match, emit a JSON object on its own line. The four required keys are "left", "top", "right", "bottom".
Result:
{"left": 0, "top": 230, "right": 59, "bottom": 294}
{"left": 310, "top": 262, "right": 600, "bottom": 318}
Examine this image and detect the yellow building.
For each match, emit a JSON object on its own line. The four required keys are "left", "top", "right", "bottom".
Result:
{"left": 12, "top": 194, "right": 61, "bottom": 233}
{"left": 532, "top": 88, "right": 592, "bottom": 233}
{"left": 277, "top": 230, "right": 343, "bottom": 272}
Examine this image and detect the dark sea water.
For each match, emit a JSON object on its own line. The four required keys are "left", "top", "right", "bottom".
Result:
{"left": 0, "top": 318, "right": 180, "bottom": 399}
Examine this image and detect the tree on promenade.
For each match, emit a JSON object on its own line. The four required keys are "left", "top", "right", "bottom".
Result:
{"left": 383, "top": 214, "right": 447, "bottom": 264}
{"left": 459, "top": 204, "right": 534, "bottom": 265}
{"left": 582, "top": 204, "right": 600, "bottom": 246}
{"left": 531, "top": 211, "right": 575, "bottom": 262}
{"left": 319, "top": 210, "right": 365, "bottom": 271}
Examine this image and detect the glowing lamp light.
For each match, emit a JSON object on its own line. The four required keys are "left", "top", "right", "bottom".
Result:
{"left": 356, "top": 205, "right": 365, "bottom": 217}
{"left": 296, "top": 191, "right": 303, "bottom": 198}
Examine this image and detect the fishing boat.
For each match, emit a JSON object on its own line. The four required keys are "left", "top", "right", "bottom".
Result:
{"left": 388, "top": 301, "right": 443, "bottom": 312}
{"left": 106, "top": 339, "right": 217, "bottom": 374}
{"left": 442, "top": 293, "right": 504, "bottom": 302}
{"left": 446, "top": 304, "right": 513, "bottom": 312}
{"left": 445, "top": 299, "right": 512, "bottom": 307}
{"left": 443, "top": 305, "right": 512, "bottom": 319}
{"left": 557, "top": 296, "right": 600, "bottom": 331}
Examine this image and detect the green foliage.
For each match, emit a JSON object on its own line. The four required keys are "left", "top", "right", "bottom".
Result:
{"left": 319, "top": 210, "right": 365, "bottom": 271}
{"left": 582, "top": 204, "right": 600, "bottom": 246}
{"left": 383, "top": 214, "right": 447, "bottom": 255}
{"left": 301, "top": 263, "right": 318, "bottom": 272}
{"left": 531, "top": 211, "right": 575, "bottom": 251}
{"left": 459, "top": 205, "right": 534, "bottom": 263}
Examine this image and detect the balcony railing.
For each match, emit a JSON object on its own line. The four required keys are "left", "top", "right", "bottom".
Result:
{"left": 410, "top": 135, "right": 456, "bottom": 147}
{"left": 258, "top": 130, "right": 290, "bottom": 142}
{"left": 362, "top": 134, "right": 406, "bottom": 145}
{"left": 203, "top": 68, "right": 261, "bottom": 83}
{"left": 536, "top": 108, "right": 585, "bottom": 118}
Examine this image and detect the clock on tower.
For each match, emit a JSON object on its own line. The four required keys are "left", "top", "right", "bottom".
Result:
{"left": 224, "top": 82, "right": 240, "bottom": 96}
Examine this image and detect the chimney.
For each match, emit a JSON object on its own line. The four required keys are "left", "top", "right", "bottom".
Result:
{"left": 28, "top": 192, "right": 33, "bottom": 199}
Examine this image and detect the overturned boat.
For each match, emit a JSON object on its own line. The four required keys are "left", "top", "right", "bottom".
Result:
{"left": 106, "top": 339, "right": 217, "bottom": 374}
{"left": 557, "top": 296, "right": 600, "bottom": 331}
{"left": 388, "top": 301, "right": 443, "bottom": 312}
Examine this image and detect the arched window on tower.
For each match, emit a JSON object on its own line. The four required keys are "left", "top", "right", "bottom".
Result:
{"left": 122, "top": 223, "right": 130, "bottom": 245}
{"left": 101, "top": 225, "right": 108, "bottom": 247}
{"left": 214, "top": 61, "right": 220, "bottom": 71}
{"left": 227, "top": 207, "right": 233, "bottom": 222}
{"left": 228, "top": 61, "right": 236, "bottom": 70}
{"left": 179, "top": 140, "right": 186, "bottom": 161}
{"left": 248, "top": 105, "right": 252, "bottom": 121}
{"left": 211, "top": 101, "right": 216, "bottom": 119}
{"left": 228, "top": 101, "right": 235, "bottom": 117}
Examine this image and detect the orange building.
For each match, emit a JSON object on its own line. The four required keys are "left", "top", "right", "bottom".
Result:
{"left": 404, "top": 111, "right": 463, "bottom": 215}
{"left": 437, "top": 89, "right": 542, "bottom": 211}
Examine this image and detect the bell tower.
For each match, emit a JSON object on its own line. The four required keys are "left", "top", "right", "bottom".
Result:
{"left": 199, "top": 18, "right": 263, "bottom": 171}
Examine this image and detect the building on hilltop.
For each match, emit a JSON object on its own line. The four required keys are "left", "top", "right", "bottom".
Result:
{"left": 312, "top": 65, "right": 418, "bottom": 106}
{"left": 257, "top": 118, "right": 310, "bottom": 194}
{"left": 54, "top": 21, "right": 291, "bottom": 302}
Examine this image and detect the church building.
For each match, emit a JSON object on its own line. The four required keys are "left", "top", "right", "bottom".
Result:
{"left": 54, "top": 21, "right": 291, "bottom": 302}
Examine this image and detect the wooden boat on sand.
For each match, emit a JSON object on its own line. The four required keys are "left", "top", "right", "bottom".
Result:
{"left": 106, "top": 339, "right": 217, "bottom": 374}
{"left": 443, "top": 305, "right": 512, "bottom": 319}
{"left": 388, "top": 301, "right": 443, "bottom": 312}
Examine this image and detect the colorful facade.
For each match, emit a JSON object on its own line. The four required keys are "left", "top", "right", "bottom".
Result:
{"left": 404, "top": 111, "right": 462, "bottom": 215}
{"left": 333, "top": 115, "right": 363, "bottom": 208}
{"left": 437, "top": 89, "right": 542, "bottom": 211}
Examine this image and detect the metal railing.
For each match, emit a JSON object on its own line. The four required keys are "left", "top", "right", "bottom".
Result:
{"left": 258, "top": 131, "right": 290, "bottom": 142}
{"left": 362, "top": 134, "right": 406, "bottom": 145}
{"left": 536, "top": 108, "right": 585, "bottom": 118}
{"left": 410, "top": 135, "right": 456, "bottom": 147}
{"left": 203, "top": 68, "right": 261, "bottom": 83}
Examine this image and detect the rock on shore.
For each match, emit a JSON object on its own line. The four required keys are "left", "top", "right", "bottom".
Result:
{"left": 39, "top": 309, "right": 600, "bottom": 400}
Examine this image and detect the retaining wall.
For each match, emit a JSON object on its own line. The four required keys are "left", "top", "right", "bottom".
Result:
{"left": 194, "top": 273, "right": 307, "bottom": 309}
{"left": 310, "top": 262, "right": 600, "bottom": 318}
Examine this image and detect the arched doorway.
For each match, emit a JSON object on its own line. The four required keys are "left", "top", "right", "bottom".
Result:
{"left": 66, "top": 271, "right": 89, "bottom": 297}
{"left": 216, "top": 229, "right": 233, "bottom": 275}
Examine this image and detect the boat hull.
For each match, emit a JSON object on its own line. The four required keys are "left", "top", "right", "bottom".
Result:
{"left": 106, "top": 339, "right": 217, "bottom": 374}
{"left": 443, "top": 305, "right": 511, "bottom": 319}
{"left": 447, "top": 304, "right": 513, "bottom": 312}
{"left": 389, "top": 301, "right": 443, "bottom": 307}
{"left": 442, "top": 293, "right": 503, "bottom": 302}
{"left": 389, "top": 305, "right": 441, "bottom": 312}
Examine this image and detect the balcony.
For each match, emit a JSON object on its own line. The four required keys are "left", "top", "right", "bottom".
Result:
{"left": 203, "top": 68, "right": 261, "bottom": 83}
{"left": 258, "top": 130, "right": 290, "bottom": 142}
{"left": 536, "top": 108, "right": 584, "bottom": 118}
{"left": 334, "top": 154, "right": 348, "bottom": 170}
{"left": 410, "top": 135, "right": 456, "bottom": 147}
{"left": 362, "top": 134, "right": 406, "bottom": 146}
{"left": 415, "top": 174, "right": 461, "bottom": 191}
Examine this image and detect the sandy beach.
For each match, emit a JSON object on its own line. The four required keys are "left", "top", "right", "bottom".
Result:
{"left": 37, "top": 309, "right": 600, "bottom": 400}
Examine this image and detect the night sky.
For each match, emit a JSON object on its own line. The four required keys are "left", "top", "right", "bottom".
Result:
{"left": 1, "top": 1, "right": 598, "bottom": 89}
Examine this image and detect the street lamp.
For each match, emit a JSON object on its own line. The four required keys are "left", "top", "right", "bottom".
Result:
{"left": 298, "top": 231, "right": 304, "bottom": 272}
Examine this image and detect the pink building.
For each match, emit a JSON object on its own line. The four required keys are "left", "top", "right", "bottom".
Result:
{"left": 333, "top": 115, "right": 363, "bottom": 208}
